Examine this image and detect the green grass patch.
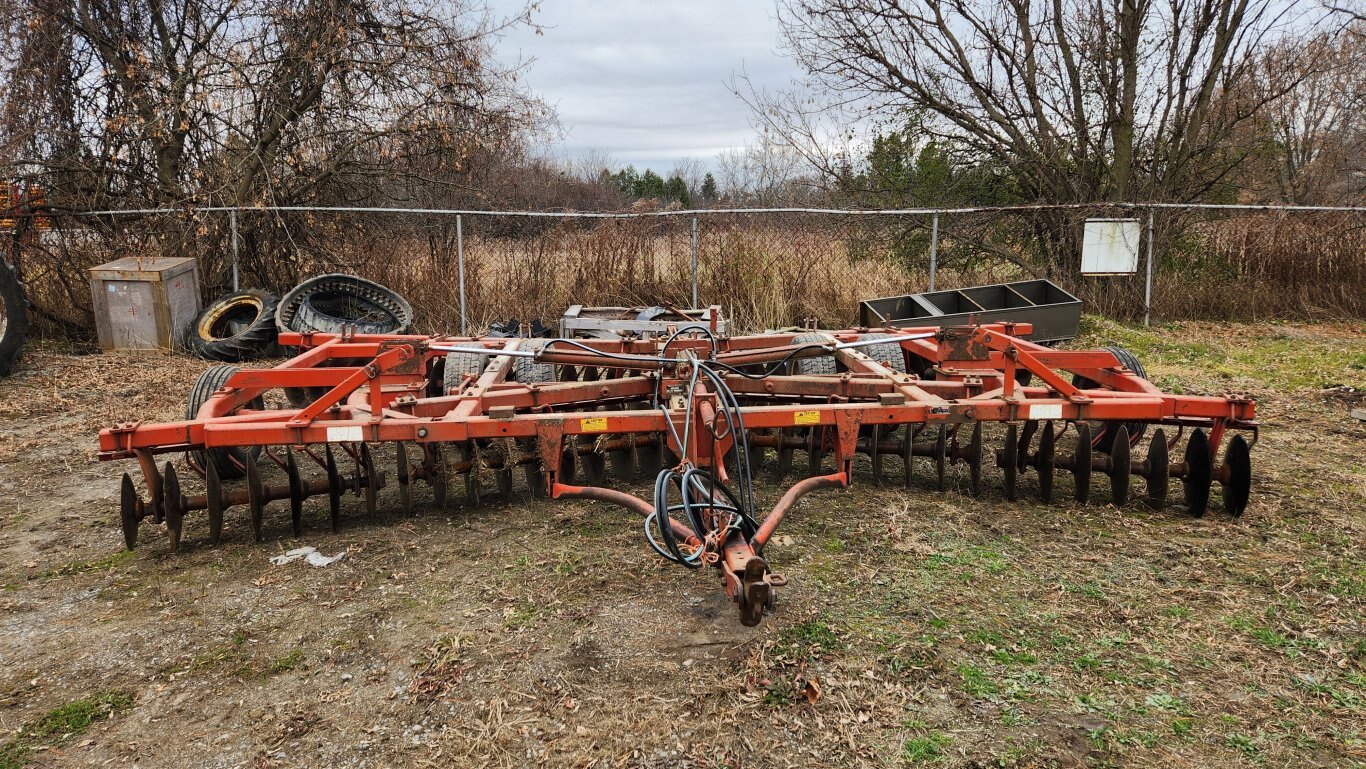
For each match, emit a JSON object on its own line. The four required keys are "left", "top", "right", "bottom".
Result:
{"left": 901, "top": 731, "right": 951, "bottom": 763}
{"left": 956, "top": 663, "right": 999, "bottom": 699}
{"left": 0, "top": 691, "right": 133, "bottom": 769}
{"left": 776, "top": 618, "right": 840, "bottom": 659}
{"left": 268, "top": 648, "right": 304, "bottom": 675}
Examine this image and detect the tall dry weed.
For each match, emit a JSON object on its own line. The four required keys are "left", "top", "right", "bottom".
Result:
{"left": 14, "top": 210, "right": 1366, "bottom": 342}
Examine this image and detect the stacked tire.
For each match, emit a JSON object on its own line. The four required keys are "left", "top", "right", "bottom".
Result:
{"left": 185, "top": 274, "right": 413, "bottom": 363}
{"left": 186, "top": 290, "right": 280, "bottom": 362}
{"left": 276, "top": 274, "right": 413, "bottom": 335}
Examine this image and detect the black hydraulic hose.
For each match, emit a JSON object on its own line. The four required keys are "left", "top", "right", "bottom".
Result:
{"left": 659, "top": 324, "right": 719, "bottom": 361}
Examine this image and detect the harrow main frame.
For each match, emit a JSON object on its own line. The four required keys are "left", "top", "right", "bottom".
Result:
{"left": 99, "top": 319, "right": 1256, "bottom": 626}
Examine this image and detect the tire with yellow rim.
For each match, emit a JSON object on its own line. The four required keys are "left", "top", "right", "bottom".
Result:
{"left": 187, "top": 289, "right": 279, "bottom": 362}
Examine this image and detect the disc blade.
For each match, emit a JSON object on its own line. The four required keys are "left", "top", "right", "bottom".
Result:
{"left": 1221, "top": 434, "right": 1252, "bottom": 517}
{"left": 1182, "top": 429, "right": 1211, "bottom": 517}
{"left": 557, "top": 442, "right": 577, "bottom": 486}
{"left": 580, "top": 447, "right": 606, "bottom": 486}
{"left": 1002, "top": 424, "right": 1018, "bottom": 502}
{"left": 1145, "top": 429, "right": 1169, "bottom": 509}
{"left": 163, "top": 462, "right": 183, "bottom": 553}
{"left": 461, "top": 442, "right": 481, "bottom": 505}
{"left": 206, "top": 460, "right": 225, "bottom": 545}
{"left": 807, "top": 428, "right": 823, "bottom": 477}
{"left": 496, "top": 468, "right": 514, "bottom": 499}
{"left": 902, "top": 425, "right": 916, "bottom": 490}
{"left": 870, "top": 425, "right": 884, "bottom": 487}
{"left": 608, "top": 445, "right": 636, "bottom": 482}
{"left": 968, "top": 422, "right": 983, "bottom": 497}
{"left": 246, "top": 457, "right": 265, "bottom": 543}
{"left": 777, "top": 428, "right": 794, "bottom": 478}
{"left": 285, "top": 449, "right": 303, "bottom": 537}
{"left": 120, "top": 473, "right": 140, "bottom": 551}
{"left": 520, "top": 438, "right": 544, "bottom": 498}
{"left": 396, "top": 442, "right": 413, "bottom": 515}
{"left": 1073, "top": 422, "right": 1092, "bottom": 503}
{"left": 1037, "top": 422, "right": 1055, "bottom": 503}
{"left": 360, "top": 443, "right": 379, "bottom": 516}
{"left": 325, "top": 444, "right": 342, "bottom": 531}
{"left": 1017, "top": 421, "right": 1038, "bottom": 472}
{"left": 934, "top": 425, "right": 947, "bottom": 492}
{"left": 1110, "top": 425, "right": 1131, "bottom": 506}
{"left": 745, "top": 436, "right": 765, "bottom": 475}
{"left": 637, "top": 441, "right": 662, "bottom": 474}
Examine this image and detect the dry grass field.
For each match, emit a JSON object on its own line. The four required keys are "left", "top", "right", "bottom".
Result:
{"left": 0, "top": 317, "right": 1362, "bottom": 768}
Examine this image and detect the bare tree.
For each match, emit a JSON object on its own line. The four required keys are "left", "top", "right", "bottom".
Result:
{"left": 768, "top": 0, "right": 1329, "bottom": 204}
{"left": 1236, "top": 29, "right": 1365, "bottom": 204}
{"left": 0, "top": 0, "right": 548, "bottom": 210}
{"left": 717, "top": 133, "right": 815, "bottom": 204}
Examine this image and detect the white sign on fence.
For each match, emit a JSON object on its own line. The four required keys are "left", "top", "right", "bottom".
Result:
{"left": 1080, "top": 218, "right": 1141, "bottom": 275}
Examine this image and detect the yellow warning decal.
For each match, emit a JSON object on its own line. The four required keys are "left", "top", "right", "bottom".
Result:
{"left": 794, "top": 410, "right": 821, "bottom": 425}
{"left": 580, "top": 416, "right": 609, "bottom": 432}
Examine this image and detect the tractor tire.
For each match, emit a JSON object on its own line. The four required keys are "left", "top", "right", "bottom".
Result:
{"left": 511, "top": 339, "right": 557, "bottom": 384}
{"left": 0, "top": 259, "right": 28, "bottom": 377}
{"left": 855, "top": 333, "right": 908, "bottom": 373}
{"left": 276, "top": 274, "right": 413, "bottom": 335}
{"left": 1072, "top": 345, "right": 1148, "bottom": 453}
{"left": 443, "top": 352, "right": 489, "bottom": 395}
{"left": 186, "top": 290, "right": 279, "bottom": 362}
{"left": 186, "top": 364, "right": 263, "bottom": 479}
{"left": 789, "top": 333, "right": 837, "bottom": 375}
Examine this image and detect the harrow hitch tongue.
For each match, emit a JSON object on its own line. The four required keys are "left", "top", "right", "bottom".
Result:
{"left": 98, "top": 315, "right": 1257, "bottom": 627}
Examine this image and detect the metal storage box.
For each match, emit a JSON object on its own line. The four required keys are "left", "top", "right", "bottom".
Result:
{"left": 560, "top": 305, "right": 728, "bottom": 339}
{"left": 89, "top": 256, "right": 200, "bottom": 351}
{"left": 858, "top": 279, "right": 1082, "bottom": 343}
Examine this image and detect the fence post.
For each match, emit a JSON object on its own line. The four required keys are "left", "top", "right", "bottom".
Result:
{"left": 1144, "top": 208, "right": 1154, "bottom": 327}
{"left": 457, "top": 214, "right": 467, "bottom": 335}
{"left": 690, "top": 216, "right": 699, "bottom": 308}
{"left": 928, "top": 212, "right": 939, "bottom": 291}
{"left": 229, "top": 209, "right": 240, "bottom": 291}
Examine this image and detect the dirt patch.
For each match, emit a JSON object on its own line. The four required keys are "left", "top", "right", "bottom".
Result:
{"left": 1, "top": 322, "right": 1363, "bottom": 767}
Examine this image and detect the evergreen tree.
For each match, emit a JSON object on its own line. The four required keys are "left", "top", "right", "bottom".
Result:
{"left": 700, "top": 172, "right": 718, "bottom": 202}
{"left": 635, "top": 169, "right": 666, "bottom": 199}
{"left": 664, "top": 175, "right": 691, "bottom": 207}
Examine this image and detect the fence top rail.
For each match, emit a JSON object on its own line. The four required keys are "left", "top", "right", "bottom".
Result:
{"left": 63, "top": 202, "right": 1366, "bottom": 218}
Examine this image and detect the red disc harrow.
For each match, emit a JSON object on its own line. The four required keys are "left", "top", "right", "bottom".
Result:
{"left": 98, "top": 317, "right": 1256, "bottom": 626}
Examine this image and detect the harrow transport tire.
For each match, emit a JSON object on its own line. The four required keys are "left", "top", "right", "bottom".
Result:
{"left": 186, "top": 364, "right": 263, "bottom": 480}
{"left": 511, "top": 339, "right": 556, "bottom": 384}
{"left": 443, "top": 352, "right": 488, "bottom": 395}
{"left": 187, "top": 290, "right": 279, "bottom": 362}
{"left": 790, "top": 333, "right": 837, "bottom": 376}
{"left": 855, "top": 333, "right": 908, "bottom": 373}
{"left": 276, "top": 274, "right": 413, "bottom": 335}
{"left": 0, "top": 259, "right": 28, "bottom": 377}
{"left": 1072, "top": 345, "right": 1148, "bottom": 453}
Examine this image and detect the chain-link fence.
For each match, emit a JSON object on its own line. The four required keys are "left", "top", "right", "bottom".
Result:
{"left": 9, "top": 203, "right": 1365, "bottom": 339}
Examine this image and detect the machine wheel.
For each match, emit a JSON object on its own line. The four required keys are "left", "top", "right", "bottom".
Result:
{"left": 186, "top": 364, "right": 263, "bottom": 479}
{"left": 187, "top": 290, "right": 279, "bottom": 362}
{"left": 0, "top": 259, "right": 28, "bottom": 377}
{"left": 443, "top": 352, "right": 489, "bottom": 395}
{"left": 511, "top": 339, "right": 557, "bottom": 383}
{"left": 1072, "top": 345, "right": 1148, "bottom": 453}
{"left": 789, "top": 333, "right": 837, "bottom": 375}
{"left": 854, "top": 333, "right": 908, "bottom": 373}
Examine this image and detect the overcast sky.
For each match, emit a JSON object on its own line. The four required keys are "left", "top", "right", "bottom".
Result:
{"left": 489, "top": 1, "right": 804, "bottom": 175}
